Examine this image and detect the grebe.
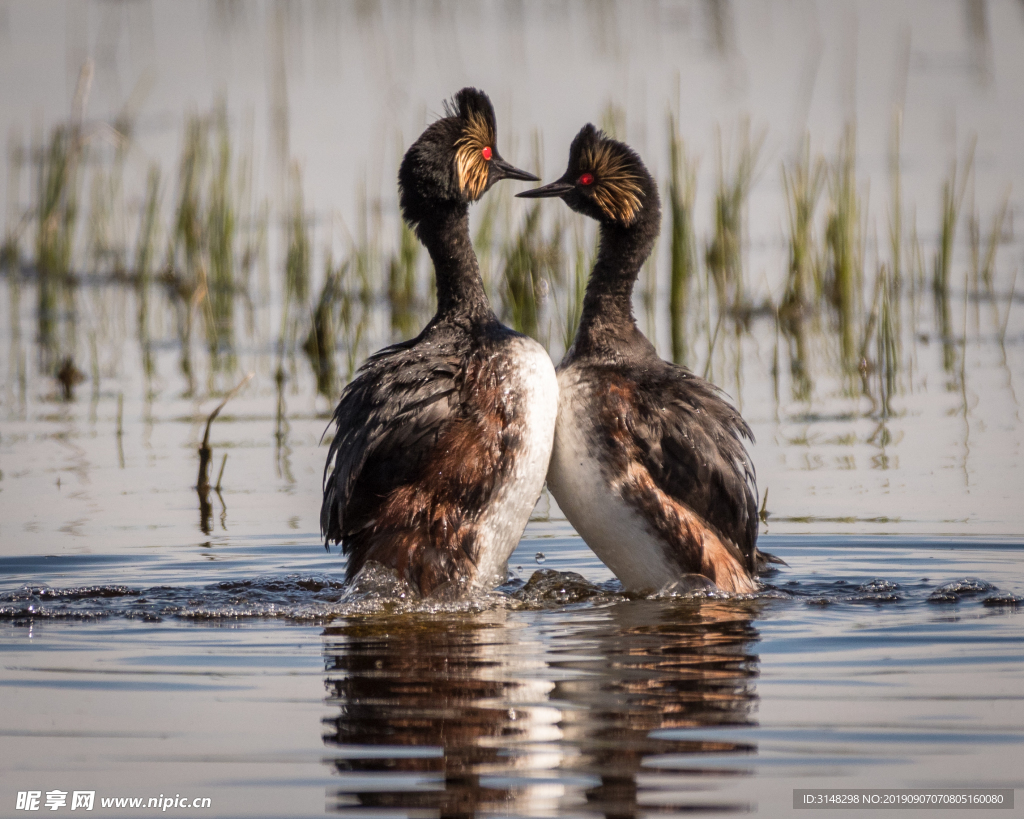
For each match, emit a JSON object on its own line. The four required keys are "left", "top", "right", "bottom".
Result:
{"left": 321, "top": 88, "right": 558, "bottom": 598}
{"left": 518, "top": 124, "right": 769, "bottom": 594}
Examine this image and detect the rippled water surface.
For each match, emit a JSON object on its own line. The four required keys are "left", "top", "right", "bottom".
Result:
{"left": 2, "top": 1, "right": 1024, "bottom": 817}
{"left": 1, "top": 535, "right": 1022, "bottom": 818}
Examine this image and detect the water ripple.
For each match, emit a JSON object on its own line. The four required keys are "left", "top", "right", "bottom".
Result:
{"left": 1, "top": 569, "right": 1018, "bottom": 624}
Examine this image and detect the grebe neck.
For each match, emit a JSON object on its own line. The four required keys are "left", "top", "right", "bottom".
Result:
{"left": 417, "top": 202, "right": 491, "bottom": 321}
{"left": 572, "top": 212, "right": 658, "bottom": 359}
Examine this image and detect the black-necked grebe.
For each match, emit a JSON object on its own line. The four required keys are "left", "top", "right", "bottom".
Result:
{"left": 519, "top": 124, "right": 771, "bottom": 594}
{"left": 321, "top": 88, "right": 558, "bottom": 598}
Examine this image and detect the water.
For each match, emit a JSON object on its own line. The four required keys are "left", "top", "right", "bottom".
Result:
{"left": 2, "top": 536, "right": 1022, "bottom": 817}
{"left": 2, "top": 2, "right": 1024, "bottom": 817}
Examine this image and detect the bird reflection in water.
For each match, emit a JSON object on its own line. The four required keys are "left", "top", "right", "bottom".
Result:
{"left": 321, "top": 597, "right": 760, "bottom": 816}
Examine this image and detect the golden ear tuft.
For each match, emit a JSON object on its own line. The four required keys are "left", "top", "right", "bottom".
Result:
{"left": 581, "top": 141, "right": 644, "bottom": 225}
{"left": 454, "top": 110, "right": 494, "bottom": 200}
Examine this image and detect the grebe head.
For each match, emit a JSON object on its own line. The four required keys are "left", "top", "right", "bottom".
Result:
{"left": 399, "top": 87, "right": 537, "bottom": 228}
{"left": 517, "top": 123, "right": 658, "bottom": 228}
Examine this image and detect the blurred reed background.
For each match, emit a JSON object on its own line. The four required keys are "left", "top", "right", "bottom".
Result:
{"left": 1, "top": 0, "right": 1022, "bottom": 537}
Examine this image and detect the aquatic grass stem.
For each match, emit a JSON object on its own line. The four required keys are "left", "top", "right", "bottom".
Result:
{"left": 781, "top": 137, "right": 825, "bottom": 318}
{"left": 501, "top": 204, "right": 562, "bottom": 342}
{"left": 135, "top": 165, "right": 161, "bottom": 378}
{"left": 304, "top": 255, "right": 344, "bottom": 400}
{"left": 388, "top": 219, "right": 420, "bottom": 338}
{"left": 705, "top": 122, "right": 763, "bottom": 318}
{"left": 932, "top": 143, "right": 974, "bottom": 375}
{"left": 932, "top": 142, "right": 974, "bottom": 302}
{"left": 165, "top": 112, "right": 210, "bottom": 391}
{"left": 667, "top": 112, "right": 698, "bottom": 365}
{"left": 975, "top": 188, "right": 1010, "bottom": 296}
{"left": 204, "top": 104, "right": 236, "bottom": 364}
{"left": 825, "top": 123, "right": 866, "bottom": 376}
{"left": 558, "top": 219, "right": 592, "bottom": 352}
{"left": 888, "top": 110, "right": 904, "bottom": 289}
{"left": 1, "top": 129, "right": 26, "bottom": 269}
{"left": 280, "top": 161, "right": 310, "bottom": 369}
{"left": 197, "top": 371, "right": 253, "bottom": 495}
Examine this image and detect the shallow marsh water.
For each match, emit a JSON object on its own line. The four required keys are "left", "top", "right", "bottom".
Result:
{"left": 2, "top": 2, "right": 1024, "bottom": 817}
{"left": 1, "top": 534, "right": 1022, "bottom": 817}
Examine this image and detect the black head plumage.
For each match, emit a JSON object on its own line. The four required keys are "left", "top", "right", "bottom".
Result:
{"left": 398, "top": 87, "right": 536, "bottom": 230}
{"left": 518, "top": 123, "right": 659, "bottom": 229}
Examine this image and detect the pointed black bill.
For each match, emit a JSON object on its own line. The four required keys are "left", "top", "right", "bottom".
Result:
{"left": 491, "top": 157, "right": 539, "bottom": 182}
{"left": 516, "top": 179, "right": 574, "bottom": 199}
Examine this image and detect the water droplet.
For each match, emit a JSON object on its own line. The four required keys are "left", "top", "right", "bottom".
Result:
{"left": 535, "top": 552, "right": 546, "bottom": 564}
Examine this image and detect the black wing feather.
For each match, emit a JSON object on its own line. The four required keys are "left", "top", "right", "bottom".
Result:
{"left": 628, "top": 363, "right": 759, "bottom": 571}
{"left": 320, "top": 336, "right": 464, "bottom": 549}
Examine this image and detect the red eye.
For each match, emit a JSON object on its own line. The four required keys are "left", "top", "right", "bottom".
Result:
{"left": 481, "top": 146, "right": 492, "bottom": 160}
{"left": 579, "top": 172, "right": 594, "bottom": 186}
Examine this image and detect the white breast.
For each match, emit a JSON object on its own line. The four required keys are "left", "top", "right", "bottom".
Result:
{"left": 545, "top": 368, "right": 680, "bottom": 594}
{"left": 472, "top": 337, "right": 558, "bottom": 589}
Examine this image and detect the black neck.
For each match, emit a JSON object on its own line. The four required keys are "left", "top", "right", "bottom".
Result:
{"left": 572, "top": 210, "right": 659, "bottom": 359}
{"left": 416, "top": 203, "right": 492, "bottom": 321}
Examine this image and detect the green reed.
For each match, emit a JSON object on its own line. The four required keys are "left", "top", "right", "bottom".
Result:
{"left": 667, "top": 112, "right": 699, "bottom": 365}
{"left": 859, "top": 261, "right": 900, "bottom": 416}
{"left": 933, "top": 144, "right": 974, "bottom": 303}
{"left": 303, "top": 254, "right": 344, "bottom": 400}
{"left": 86, "top": 165, "right": 117, "bottom": 277}
{"left": 21, "top": 66, "right": 91, "bottom": 381}
{"left": 883, "top": 113, "right": 904, "bottom": 383}
{"left": 876, "top": 263, "right": 900, "bottom": 416}
{"left": 326, "top": 251, "right": 370, "bottom": 384}
{"left": 473, "top": 184, "right": 503, "bottom": 300}
{"left": 1, "top": 131, "right": 24, "bottom": 271}
{"left": 705, "top": 123, "right": 763, "bottom": 317}
{"left": 824, "top": 124, "right": 865, "bottom": 374}
{"left": 35, "top": 124, "right": 83, "bottom": 281}
{"left": 134, "top": 165, "right": 162, "bottom": 285}
{"left": 204, "top": 105, "right": 236, "bottom": 363}
{"left": 2, "top": 133, "right": 25, "bottom": 406}
{"left": 969, "top": 189, "right": 1010, "bottom": 297}
{"left": 780, "top": 309, "right": 813, "bottom": 403}
{"left": 501, "top": 204, "right": 542, "bottom": 339}
{"left": 34, "top": 123, "right": 85, "bottom": 373}
{"left": 166, "top": 113, "right": 207, "bottom": 296}
{"left": 905, "top": 217, "right": 926, "bottom": 378}
{"left": 0, "top": 234, "right": 16, "bottom": 271}
{"left": 932, "top": 146, "right": 973, "bottom": 374}
{"left": 780, "top": 138, "right": 825, "bottom": 321}
{"left": 501, "top": 203, "right": 562, "bottom": 342}
{"left": 777, "top": 137, "right": 824, "bottom": 404}
{"left": 281, "top": 161, "right": 310, "bottom": 358}
{"left": 388, "top": 218, "right": 420, "bottom": 339}
{"left": 888, "top": 111, "right": 904, "bottom": 290}
{"left": 841, "top": 113, "right": 910, "bottom": 416}
{"left": 145, "top": 105, "right": 263, "bottom": 384}
{"left": 89, "top": 114, "right": 132, "bottom": 280}
{"left": 134, "top": 164, "right": 161, "bottom": 379}
{"left": 350, "top": 183, "right": 382, "bottom": 307}
{"left": 554, "top": 219, "right": 592, "bottom": 353}
{"left": 164, "top": 113, "right": 208, "bottom": 389}
{"left": 7, "top": 92, "right": 1021, "bottom": 423}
